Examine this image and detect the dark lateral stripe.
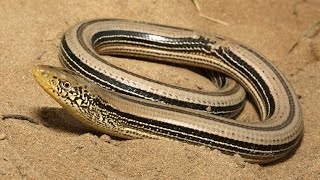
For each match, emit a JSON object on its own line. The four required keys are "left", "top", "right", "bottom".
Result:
{"left": 110, "top": 87, "right": 282, "bottom": 131}
{"left": 95, "top": 97, "right": 300, "bottom": 157}
{"left": 92, "top": 30, "right": 212, "bottom": 52}
{"left": 238, "top": 43, "right": 297, "bottom": 128}
{"left": 213, "top": 47, "right": 275, "bottom": 118}
{"left": 90, "top": 30, "right": 275, "bottom": 118}
{"left": 60, "top": 36, "right": 242, "bottom": 116}
{"left": 205, "top": 70, "right": 227, "bottom": 89}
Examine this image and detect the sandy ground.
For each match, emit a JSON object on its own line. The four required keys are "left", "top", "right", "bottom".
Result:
{"left": 1, "top": 0, "right": 320, "bottom": 179}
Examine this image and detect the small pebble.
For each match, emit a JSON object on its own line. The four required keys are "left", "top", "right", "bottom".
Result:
{"left": 0, "top": 133, "right": 7, "bottom": 140}
{"left": 233, "top": 154, "right": 246, "bottom": 168}
{"left": 100, "top": 134, "right": 112, "bottom": 143}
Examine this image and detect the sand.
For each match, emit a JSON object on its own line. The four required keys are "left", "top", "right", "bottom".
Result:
{"left": 0, "top": 0, "right": 320, "bottom": 179}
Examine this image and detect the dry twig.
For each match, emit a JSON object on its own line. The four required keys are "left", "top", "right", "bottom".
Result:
{"left": 191, "top": 0, "right": 229, "bottom": 26}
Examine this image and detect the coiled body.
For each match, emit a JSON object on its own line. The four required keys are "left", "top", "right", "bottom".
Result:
{"left": 33, "top": 19, "right": 303, "bottom": 164}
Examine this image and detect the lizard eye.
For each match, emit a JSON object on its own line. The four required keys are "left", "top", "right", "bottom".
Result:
{"left": 60, "top": 81, "right": 72, "bottom": 90}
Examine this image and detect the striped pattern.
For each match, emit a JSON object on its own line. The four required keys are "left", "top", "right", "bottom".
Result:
{"left": 60, "top": 26, "right": 247, "bottom": 117}
{"left": 34, "top": 19, "right": 303, "bottom": 164}
{"left": 212, "top": 47, "right": 275, "bottom": 118}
